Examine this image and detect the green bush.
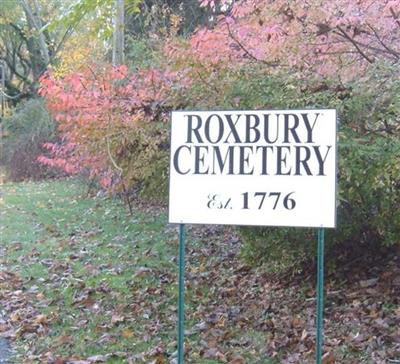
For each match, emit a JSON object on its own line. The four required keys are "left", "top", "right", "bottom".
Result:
{"left": 0, "top": 98, "right": 59, "bottom": 181}
{"left": 109, "top": 121, "right": 170, "bottom": 200}
{"left": 240, "top": 131, "right": 400, "bottom": 272}
{"left": 125, "top": 37, "right": 159, "bottom": 70}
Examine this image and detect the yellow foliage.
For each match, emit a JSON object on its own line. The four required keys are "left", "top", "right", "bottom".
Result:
{"left": 52, "top": 34, "right": 104, "bottom": 78}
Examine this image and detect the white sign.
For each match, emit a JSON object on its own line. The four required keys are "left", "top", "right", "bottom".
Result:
{"left": 169, "top": 109, "right": 337, "bottom": 228}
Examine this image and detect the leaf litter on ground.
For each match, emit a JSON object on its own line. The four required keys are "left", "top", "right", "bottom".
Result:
{"left": 0, "top": 179, "right": 399, "bottom": 363}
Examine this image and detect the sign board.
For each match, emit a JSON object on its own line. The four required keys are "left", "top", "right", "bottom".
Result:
{"left": 169, "top": 109, "right": 337, "bottom": 228}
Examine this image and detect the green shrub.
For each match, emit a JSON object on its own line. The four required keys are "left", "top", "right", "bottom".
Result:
{"left": 240, "top": 131, "right": 400, "bottom": 272}
{"left": 0, "top": 98, "right": 59, "bottom": 181}
{"left": 125, "top": 37, "right": 159, "bottom": 70}
{"left": 109, "top": 121, "right": 170, "bottom": 200}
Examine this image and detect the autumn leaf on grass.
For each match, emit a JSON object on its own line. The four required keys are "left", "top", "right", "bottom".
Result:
{"left": 86, "top": 355, "right": 107, "bottom": 362}
{"left": 203, "top": 347, "right": 227, "bottom": 362}
{"left": 228, "top": 355, "right": 246, "bottom": 364}
{"left": 0, "top": 323, "right": 9, "bottom": 333}
{"left": 322, "top": 351, "right": 335, "bottom": 364}
{"left": 73, "top": 289, "right": 96, "bottom": 307}
{"left": 290, "top": 316, "right": 304, "bottom": 329}
{"left": 34, "top": 314, "right": 49, "bottom": 325}
{"left": 121, "top": 328, "right": 134, "bottom": 339}
{"left": 149, "top": 345, "right": 167, "bottom": 364}
{"left": 111, "top": 315, "right": 125, "bottom": 325}
{"left": 57, "top": 335, "right": 73, "bottom": 346}
{"left": 10, "top": 312, "right": 20, "bottom": 323}
{"left": 149, "top": 354, "right": 166, "bottom": 364}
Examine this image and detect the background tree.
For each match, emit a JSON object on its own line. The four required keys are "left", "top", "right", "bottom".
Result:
{"left": 0, "top": 0, "right": 74, "bottom": 99}
{"left": 125, "top": 0, "right": 216, "bottom": 37}
{"left": 112, "top": 0, "right": 125, "bottom": 65}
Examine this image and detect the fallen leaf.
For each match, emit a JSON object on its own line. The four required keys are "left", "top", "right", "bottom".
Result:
{"left": 300, "top": 329, "right": 308, "bottom": 341}
{"left": 121, "top": 329, "right": 134, "bottom": 339}
{"left": 322, "top": 351, "right": 335, "bottom": 364}
{"left": 229, "top": 354, "right": 246, "bottom": 364}
{"left": 87, "top": 355, "right": 107, "bottom": 362}
{"left": 203, "top": 348, "right": 227, "bottom": 362}
{"left": 35, "top": 314, "right": 48, "bottom": 324}
{"left": 359, "top": 278, "right": 378, "bottom": 288}
{"left": 10, "top": 312, "right": 20, "bottom": 322}
{"left": 111, "top": 315, "right": 125, "bottom": 325}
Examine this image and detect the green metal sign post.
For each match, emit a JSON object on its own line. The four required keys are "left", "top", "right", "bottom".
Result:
{"left": 316, "top": 227, "right": 325, "bottom": 364}
{"left": 178, "top": 224, "right": 186, "bottom": 364}
{"left": 176, "top": 225, "right": 327, "bottom": 364}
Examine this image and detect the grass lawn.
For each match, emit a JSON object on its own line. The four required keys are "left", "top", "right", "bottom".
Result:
{"left": 1, "top": 178, "right": 399, "bottom": 363}
{"left": 0, "top": 178, "right": 275, "bottom": 363}
{"left": 0, "top": 178, "right": 180, "bottom": 362}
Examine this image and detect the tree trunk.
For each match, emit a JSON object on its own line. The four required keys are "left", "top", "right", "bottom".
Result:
{"left": 20, "top": 0, "right": 50, "bottom": 69}
{"left": 112, "top": 0, "right": 125, "bottom": 66}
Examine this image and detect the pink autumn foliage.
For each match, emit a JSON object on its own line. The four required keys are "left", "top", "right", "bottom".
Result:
{"left": 39, "top": 64, "right": 189, "bottom": 191}
{"left": 39, "top": 0, "right": 399, "bottom": 193}
{"left": 181, "top": 0, "right": 400, "bottom": 80}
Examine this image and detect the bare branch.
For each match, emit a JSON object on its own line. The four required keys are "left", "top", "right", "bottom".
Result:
{"left": 0, "top": 56, "right": 32, "bottom": 85}
{"left": 226, "top": 22, "right": 281, "bottom": 67}
{"left": 53, "top": 26, "right": 74, "bottom": 60}
{"left": 195, "top": 70, "right": 220, "bottom": 96}
{"left": 335, "top": 26, "right": 374, "bottom": 63}
{"left": 389, "top": 7, "right": 400, "bottom": 28}
{"left": 366, "top": 23, "right": 400, "bottom": 60}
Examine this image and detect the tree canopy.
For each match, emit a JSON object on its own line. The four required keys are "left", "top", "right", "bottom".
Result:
{"left": 0, "top": 0, "right": 75, "bottom": 98}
